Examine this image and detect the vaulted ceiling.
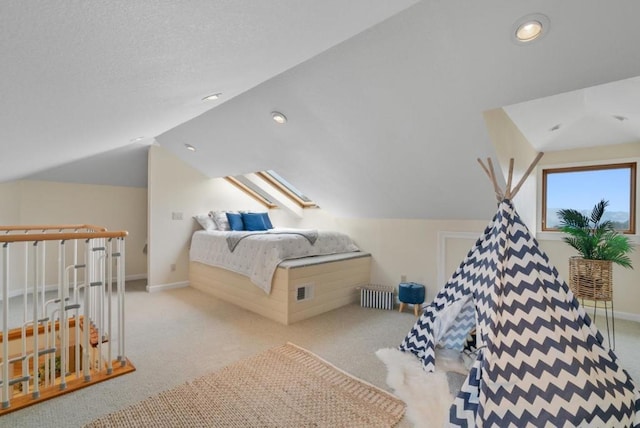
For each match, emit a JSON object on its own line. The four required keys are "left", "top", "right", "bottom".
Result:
{"left": 3, "top": 1, "right": 640, "bottom": 220}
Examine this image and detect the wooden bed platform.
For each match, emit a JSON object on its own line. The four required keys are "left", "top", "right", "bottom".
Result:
{"left": 189, "top": 252, "right": 371, "bottom": 324}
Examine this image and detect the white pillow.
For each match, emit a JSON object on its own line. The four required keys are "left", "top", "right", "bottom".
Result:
{"left": 209, "top": 211, "right": 231, "bottom": 231}
{"left": 194, "top": 214, "right": 217, "bottom": 231}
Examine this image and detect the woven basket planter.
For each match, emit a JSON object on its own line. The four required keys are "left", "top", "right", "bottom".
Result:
{"left": 568, "top": 257, "right": 613, "bottom": 301}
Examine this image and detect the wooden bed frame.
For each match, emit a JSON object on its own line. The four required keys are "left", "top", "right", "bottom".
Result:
{"left": 189, "top": 252, "right": 371, "bottom": 324}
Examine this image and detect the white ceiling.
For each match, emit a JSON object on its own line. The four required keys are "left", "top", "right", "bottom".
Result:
{"left": 1, "top": 0, "right": 417, "bottom": 182}
{"left": 504, "top": 76, "right": 640, "bottom": 152}
{"left": 4, "top": 1, "right": 640, "bottom": 220}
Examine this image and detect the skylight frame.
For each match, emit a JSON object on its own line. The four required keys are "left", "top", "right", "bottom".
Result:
{"left": 225, "top": 176, "right": 278, "bottom": 209}
{"left": 257, "top": 171, "right": 317, "bottom": 208}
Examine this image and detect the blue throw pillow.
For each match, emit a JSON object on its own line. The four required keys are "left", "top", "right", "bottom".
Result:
{"left": 226, "top": 212, "right": 244, "bottom": 231}
{"left": 260, "top": 212, "right": 273, "bottom": 229}
{"left": 242, "top": 212, "right": 268, "bottom": 231}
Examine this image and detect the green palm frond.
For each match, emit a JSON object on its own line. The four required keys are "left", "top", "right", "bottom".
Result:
{"left": 557, "top": 209, "right": 589, "bottom": 229}
{"left": 590, "top": 199, "right": 608, "bottom": 225}
{"left": 597, "top": 219, "right": 614, "bottom": 232}
{"left": 557, "top": 199, "right": 633, "bottom": 269}
{"left": 596, "top": 233, "right": 634, "bottom": 268}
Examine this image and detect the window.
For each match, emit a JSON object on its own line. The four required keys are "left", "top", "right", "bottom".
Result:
{"left": 225, "top": 170, "right": 316, "bottom": 209}
{"left": 541, "top": 162, "right": 636, "bottom": 233}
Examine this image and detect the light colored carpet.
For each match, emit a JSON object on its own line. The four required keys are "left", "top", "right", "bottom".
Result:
{"left": 85, "top": 343, "right": 405, "bottom": 427}
{"left": 3, "top": 281, "right": 417, "bottom": 427}
{"left": 3, "top": 280, "right": 639, "bottom": 428}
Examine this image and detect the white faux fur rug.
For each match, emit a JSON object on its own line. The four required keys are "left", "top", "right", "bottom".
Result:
{"left": 376, "top": 348, "right": 467, "bottom": 428}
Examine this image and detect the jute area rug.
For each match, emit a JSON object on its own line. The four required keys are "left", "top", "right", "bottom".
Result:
{"left": 85, "top": 343, "right": 405, "bottom": 427}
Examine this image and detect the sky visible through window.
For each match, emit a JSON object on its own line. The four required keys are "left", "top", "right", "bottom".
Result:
{"left": 546, "top": 168, "right": 631, "bottom": 229}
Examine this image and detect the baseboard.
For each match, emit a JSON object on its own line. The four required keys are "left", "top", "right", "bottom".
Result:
{"left": 4, "top": 284, "right": 60, "bottom": 300}
{"left": 1, "top": 273, "right": 148, "bottom": 300}
{"left": 146, "top": 281, "right": 189, "bottom": 293}
{"left": 589, "top": 306, "right": 640, "bottom": 323}
{"left": 618, "top": 311, "right": 640, "bottom": 323}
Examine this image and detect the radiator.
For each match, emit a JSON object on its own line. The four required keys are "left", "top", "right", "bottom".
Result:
{"left": 359, "top": 285, "right": 395, "bottom": 311}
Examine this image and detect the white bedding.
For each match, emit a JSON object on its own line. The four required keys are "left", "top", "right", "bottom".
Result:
{"left": 189, "top": 228, "right": 360, "bottom": 294}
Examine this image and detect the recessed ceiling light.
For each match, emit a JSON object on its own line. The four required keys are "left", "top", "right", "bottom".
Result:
{"left": 512, "top": 14, "right": 549, "bottom": 45}
{"left": 130, "top": 136, "right": 145, "bottom": 143}
{"left": 185, "top": 144, "right": 197, "bottom": 152}
{"left": 202, "top": 93, "right": 222, "bottom": 101}
{"left": 517, "top": 21, "right": 542, "bottom": 41}
{"left": 549, "top": 123, "right": 561, "bottom": 132}
{"left": 612, "top": 115, "right": 628, "bottom": 122}
{"left": 271, "top": 111, "right": 287, "bottom": 124}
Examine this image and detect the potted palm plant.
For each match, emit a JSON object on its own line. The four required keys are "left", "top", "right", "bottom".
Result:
{"left": 558, "top": 199, "right": 633, "bottom": 301}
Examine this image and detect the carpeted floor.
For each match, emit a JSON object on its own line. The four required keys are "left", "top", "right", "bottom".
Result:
{"left": 3, "top": 280, "right": 639, "bottom": 427}
{"left": 3, "top": 281, "right": 418, "bottom": 427}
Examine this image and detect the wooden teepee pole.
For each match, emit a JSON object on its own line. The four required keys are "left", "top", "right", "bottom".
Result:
{"left": 507, "top": 152, "right": 544, "bottom": 199}
{"left": 478, "top": 153, "right": 544, "bottom": 201}
{"left": 477, "top": 158, "right": 504, "bottom": 201}
{"left": 505, "top": 158, "right": 514, "bottom": 196}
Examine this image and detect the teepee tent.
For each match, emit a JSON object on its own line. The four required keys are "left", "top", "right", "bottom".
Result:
{"left": 399, "top": 155, "right": 640, "bottom": 427}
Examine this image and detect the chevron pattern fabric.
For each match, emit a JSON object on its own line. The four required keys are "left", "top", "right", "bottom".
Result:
{"left": 399, "top": 200, "right": 640, "bottom": 427}
{"left": 440, "top": 299, "right": 476, "bottom": 350}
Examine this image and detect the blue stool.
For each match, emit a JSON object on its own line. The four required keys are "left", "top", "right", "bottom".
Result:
{"left": 398, "top": 282, "right": 425, "bottom": 316}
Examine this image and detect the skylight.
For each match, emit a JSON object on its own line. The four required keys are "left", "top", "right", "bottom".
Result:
{"left": 257, "top": 171, "right": 316, "bottom": 208}
{"left": 226, "top": 170, "right": 316, "bottom": 209}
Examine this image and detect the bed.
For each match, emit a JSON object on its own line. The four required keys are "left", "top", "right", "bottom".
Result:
{"left": 189, "top": 228, "right": 371, "bottom": 324}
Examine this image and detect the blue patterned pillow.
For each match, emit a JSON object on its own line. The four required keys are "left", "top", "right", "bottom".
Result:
{"left": 226, "top": 212, "right": 244, "bottom": 231}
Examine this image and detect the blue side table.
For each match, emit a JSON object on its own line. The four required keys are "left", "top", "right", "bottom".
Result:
{"left": 398, "top": 282, "right": 425, "bottom": 316}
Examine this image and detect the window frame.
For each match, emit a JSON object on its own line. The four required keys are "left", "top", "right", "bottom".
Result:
{"left": 541, "top": 161, "right": 637, "bottom": 234}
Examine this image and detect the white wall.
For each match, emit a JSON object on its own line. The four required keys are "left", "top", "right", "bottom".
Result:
{"left": 147, "top": 144, "right": 265, "bottom": 289}
{"left": 336, "top": 217, "right": 486, "bottom": 301}
{"left": 483, "top": 107, "right": 539, "bottom": 232}
{"left": 0, "top": 180, "right": 147, "bottom": 292}
{"left": 0, "top": 181, "right": 20, "bottom": 225}
{"left": 269, "top": 207, "right": 339, "bottom": 230}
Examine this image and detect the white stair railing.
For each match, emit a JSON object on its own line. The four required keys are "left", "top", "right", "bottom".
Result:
{"left": 0, "top": 225, "right": 128, "bottom": 411}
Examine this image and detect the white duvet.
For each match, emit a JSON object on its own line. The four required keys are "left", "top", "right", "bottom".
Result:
{"left": 189, "top": 228, "right": 359, "bottom": 294}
